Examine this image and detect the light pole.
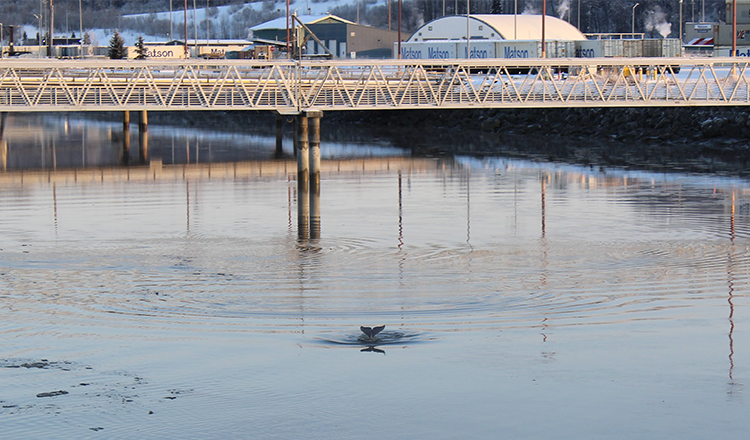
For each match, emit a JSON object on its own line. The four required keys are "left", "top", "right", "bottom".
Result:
{"left": 679, "top": 0, "right": 683, "bottom": 44}
{"left": 286, "top": 0, "right": 290, "bottom": 59}
{"left": 542, "top": 0, "right": 546, "bottom": 58}
{"left": 466, "top": 0, "right": 470, "bottom": 59}
{"left": 733, "top": 0, "right": 737, "bottom": 56}
{"left": 205, "top": 0, "right": 209, "bottom": 46}
{"left": 397, "top": 0, "right": 401, "bottom": 59}
{"left": 514, "top": 0, "right": 517, "bottom": 39}
{"left": 184, "top": 0, "right": 188, "bottom": 58}
{"left": 1, "top": 24, "right": 3, "bottom": 60}
{"left": 79, "top": 0, "right": 83, "bottom": 58}
{"left": 578, "top": 0, "right": 581, "bottom": 30}
{"left": 632, "top": 3, "right": 639, "bottom": 37}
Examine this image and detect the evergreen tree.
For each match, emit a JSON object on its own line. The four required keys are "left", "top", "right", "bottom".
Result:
{"left": 83, "top": 32, "right": 91, "bottom": 45}
{"left": 108, "top": 30, "right": 126, "bottom": 59}
{"left": 135, "top": 35, "right": 148, "bottom": 60}
{"left": 491, "top": 0, "right": 503, "bottom": 14}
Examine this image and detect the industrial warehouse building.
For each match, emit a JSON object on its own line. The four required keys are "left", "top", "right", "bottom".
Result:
{"left": 401, "top": 14, "right": 679, "bottom": 59}
{"left": 250, "top": 14, "right": 399, "bottom": 59}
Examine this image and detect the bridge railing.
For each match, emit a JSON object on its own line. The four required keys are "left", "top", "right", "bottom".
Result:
{"left": 1, "top": 57, "right": 750, "bottom": 112}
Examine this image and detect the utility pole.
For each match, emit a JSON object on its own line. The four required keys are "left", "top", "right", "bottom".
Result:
{"left": 48, "top": 0, "right": 53, "bottom": 57}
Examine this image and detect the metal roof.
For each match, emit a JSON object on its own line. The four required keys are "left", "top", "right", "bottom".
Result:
{"left": 250, "top": 14, "right": 354, "bottom": 31}
{"left": 409, "top": 14, "right": 586, "bottom": 42}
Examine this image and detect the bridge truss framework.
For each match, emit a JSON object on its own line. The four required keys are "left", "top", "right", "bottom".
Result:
{"left": 2, "top": 57, "right": 750, "bottom": 113}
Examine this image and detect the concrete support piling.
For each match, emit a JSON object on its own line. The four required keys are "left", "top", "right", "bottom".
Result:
{"left": 308, "top": 112, "right": 321, "bottom": 188}
{"left": 123, "top": 111, "right": 130, "bottom": 132}
{"left": 296, "top": 115, "right": 309, "bottom": 186}
{"left": 139, "top": 110, "right": 148, "bottom": 133}
{"left": 296, "top": 115, "right": 310, "bottom": 241}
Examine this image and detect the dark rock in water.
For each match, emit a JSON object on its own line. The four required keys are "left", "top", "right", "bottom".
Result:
{"left": 36, "top": 390, "right": 69, "bottom": 398}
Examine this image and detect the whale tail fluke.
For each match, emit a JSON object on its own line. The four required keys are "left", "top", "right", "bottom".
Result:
{"left": 360, "top": 325, "right": 386, "bottom": 340}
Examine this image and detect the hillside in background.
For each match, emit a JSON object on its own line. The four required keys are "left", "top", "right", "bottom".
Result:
{"left": 0, "top": 0, "right": 727, "bottom": 45}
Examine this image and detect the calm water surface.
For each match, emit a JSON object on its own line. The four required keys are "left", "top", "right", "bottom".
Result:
{"left": 1, "top": 114, "right": 749, "bottom": 439}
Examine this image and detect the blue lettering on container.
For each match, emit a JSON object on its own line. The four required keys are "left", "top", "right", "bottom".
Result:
{"left": 464, "top": 47, "right": 488, "bottom": 58}
{"left": 428, "top": 47, "right": 451, "bottom": 58}
{"left": 503, "top": 47, "right": 529, "bottom": 58}
{"left": 401, "top": 47, "right": 422, "bottom": 59}
{"left": 575, "top": 48, "right": 596, "bottom": 58}
{"left": 734, "top": 49, "right": 750, "bottom": 56}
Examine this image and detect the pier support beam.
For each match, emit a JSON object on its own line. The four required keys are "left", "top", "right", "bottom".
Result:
{"left": 139, "top": 110, "right": 148, "bottom": 133}
{"left": 307, "top": 110, "right": 322, "bottom": 188}
{"left": 296, "top": 115, "right": 309, "bottom": 241}
{"left": 123, "top": 111, "right": 130, "bottom": 133}
{"left": 296, "top": 115, "right": 309, "bottom": 186}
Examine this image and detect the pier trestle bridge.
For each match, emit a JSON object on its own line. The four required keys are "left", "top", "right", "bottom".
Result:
{"left": 2, "top": 58, "right": 750, "bottom": 113}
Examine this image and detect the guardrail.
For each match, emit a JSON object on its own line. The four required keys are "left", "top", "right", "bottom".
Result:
{"left": 1, "top": 57, "right": 750, "bottom": 112}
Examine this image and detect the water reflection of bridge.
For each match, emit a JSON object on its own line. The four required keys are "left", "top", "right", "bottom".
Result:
{"left": 0, "top": 157, "right": 443, "bottom": 186}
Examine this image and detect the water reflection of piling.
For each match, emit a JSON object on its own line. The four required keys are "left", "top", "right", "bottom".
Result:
{"left": 298, "top": 174, "right": 310, "bottom": 241}
{"left": 296, "top": 111, "right": 323, "bottom": 241}
{"left": 139, "top": 129, "right": 149, "bottom": 163}
{"left": 275, "top": 114, "right": 283, "bottom": 157}
{"left": 0, "top": 112, "right": 6, "bottom": 171}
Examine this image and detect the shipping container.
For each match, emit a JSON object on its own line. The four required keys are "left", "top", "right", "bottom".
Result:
{"left": 575, "top": 40, "right": 602, "bottom": 57}
{"left": 555, "top": 41, "right": 576, "bottom": 58}
{"left": 642, "top": 39, "right": 661, "bottom": 57}
{"left": 623, "top": 40, "right": 643, "bottom": 57}
{"left": 494, "top": 40, "right": 541, "bottom": 59}
{"left": 661, "top": 39, "right": 682, "bottom": 57}
{"left": 397, "top": 41, "right": 458, "bottom": 59}
{"left": 602, "top": 39, "right": 624, "bottom": 57}
{"left": 457, "top": 41, "right": 495, "bottom": 59}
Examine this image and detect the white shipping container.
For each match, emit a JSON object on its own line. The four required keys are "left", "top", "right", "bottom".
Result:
{"left": 555, "top": 41, "right": 577, "bottom": 58}
{"left": 397, "top": 41, "right": 458, "bottom": 59}
{"left": 575, "top": 40, "right": 602, "bottom": 57}
{"left": 714, "top": 47, "right": 750, "bottom": 56}
{"left": 458, "top": 41, "right": 495, "bottom": 59}
{"left": 661, "top": 39, "right": 682, "bottom": 57}
{"left": 623, "top": 39, "right": 643, "bottom": 57}
{"left": 494, "top": 40, "right": 541, "bottom": 58}
{"left": 602, "top": 40, "right": 624, "bottom": 57}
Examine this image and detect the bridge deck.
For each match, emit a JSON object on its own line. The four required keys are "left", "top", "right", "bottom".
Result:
{"left": 1, "top": 58, "right": 750, "bottom": 112}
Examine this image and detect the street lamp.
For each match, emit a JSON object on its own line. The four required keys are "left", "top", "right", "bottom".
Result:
{"left": 1, "top": 23, "right": 3, "bottom": 60}
{"left": 542, "top": 0, "right": 546, "bottom": 58}
{"left": 679, "top": 0, "right": 683, "bottom": 45}
{"left": 632, "top": 3, "right": 639, "bottom": 37}
{"left": 79, "top": 0, "right": 83, "bottom": 58}
{"left": 397, "top": 0, "right": 401, "bottom": 59}
{"left": 732, "top": 0, "right": 737, "bottom": 56}
{"left": 466, "top": 0, "right": 470, "bottom": 59}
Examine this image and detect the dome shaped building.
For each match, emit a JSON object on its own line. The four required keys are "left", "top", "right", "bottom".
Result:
{"left": 399, "top": 14, "right": 586, "bottom": 59}
{"left": 407, "top": 15, "right": 586, "bottom": 43}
